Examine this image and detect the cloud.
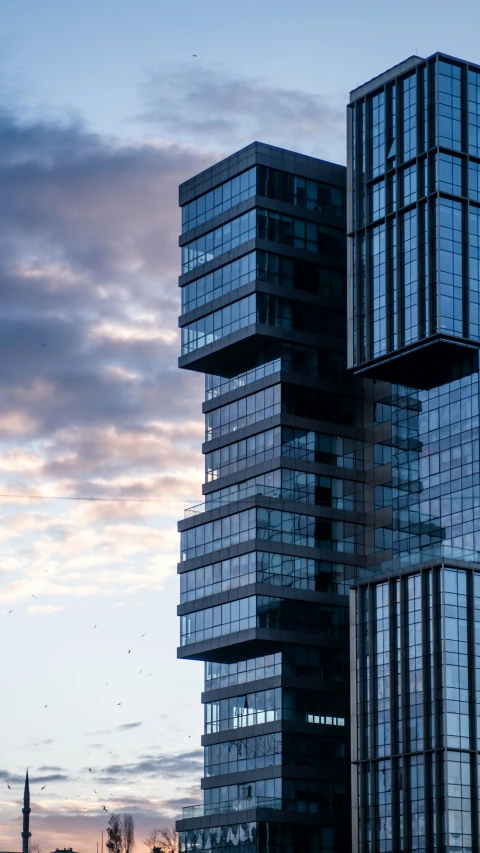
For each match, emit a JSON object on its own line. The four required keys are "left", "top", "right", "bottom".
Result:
{"left": 38, "top": 766, "right": 65, "bottom": 772}
{"left": 0, "top": 769, "right": 70, "bottom": 785}
{"left": 0, "top": 107, "right": 208, "bottom": 603}
{"left": 140, "top": 63, "right": 346, "bottom": 161}
{"left": 101, "top": 749, "right": 203, "bottom": 781}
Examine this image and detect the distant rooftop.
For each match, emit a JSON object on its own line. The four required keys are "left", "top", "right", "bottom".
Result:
{"left": 350, "top": 51, "right": 480, "bottom": 101}
{"left": 350, "top": 55, "right": 424, "bottom": 101}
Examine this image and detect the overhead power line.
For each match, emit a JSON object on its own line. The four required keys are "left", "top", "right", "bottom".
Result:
{"left": 0, "top": 494, "right": 198, "bottom": 503}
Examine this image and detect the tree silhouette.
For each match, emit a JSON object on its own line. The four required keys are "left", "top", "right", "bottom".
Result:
{"left": 106, "top": 813, "right": 123, "bottom": 853}
{"left": 123, "top": 814, "right": 135, "bottom": 853}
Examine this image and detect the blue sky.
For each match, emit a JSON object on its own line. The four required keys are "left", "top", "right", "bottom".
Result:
{"left": 1, "top": 0, "right": 480, "bottom": 850}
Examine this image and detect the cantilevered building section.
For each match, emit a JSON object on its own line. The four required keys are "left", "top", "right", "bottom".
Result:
{"left": 176, "top": 143, "right": 364, "bottom": 853}
{"left": 347, "top": 53, "right": 480, "bottom": 387}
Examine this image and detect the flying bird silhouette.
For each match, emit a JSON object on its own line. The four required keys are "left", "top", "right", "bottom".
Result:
{"left": 88, "top": 768, "right": 92, "bottom": 772}
{"left": 192, "top": 54, "right": 197, "bottom": 57}
{"left": 103, "top": 806, "right": 108, "bottom": 812}
{"left": 32, "top": 595, "right": 37, "bottom": 599}
{"left": 94, "top": 789, "right": 97, "bottom": 793}
{"left": 128, "top": 650, "right": 131, "bottom": 654}
{"left": 7, "top": 784, "right": 10, "bottom": 789}
{"left": 117, "top": 703, "right": 121, "bottom": 706}
{"left": 44, "top": 705, "right": 48, "bottom": 708}
{"left": 8, "top": 610, "right": 12, "bottom": 614}
{"left": 41, "top": 786, "right": 46, "bottom": 790}
{"left": 141, "top": 633, "right": 147, "bottom": 637}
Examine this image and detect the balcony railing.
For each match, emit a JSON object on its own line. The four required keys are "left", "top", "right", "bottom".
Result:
{"left": 182, "top": 796, "right": 282, "bottom": 818}
{"left": 373, "top": 544, "right": 480, "bottom": 576}
{"left": 183, "top": 487, "right": 282, "bottom": 518}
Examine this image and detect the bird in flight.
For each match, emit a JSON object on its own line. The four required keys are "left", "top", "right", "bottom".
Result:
{"left": 94, "top": 625, "right": 97, "bottom": 629}
{"left": 32, "top": 595, "right": 37, "bottom": 599}
{"left": 7, "top": 784, "right": 11, "bottom": 789}
{"left": 128, "top": 650, "right": 131, "bottom": 654}
{"left": 103, "top": 806, "right": 108, "bottom": 812}
{"left": 94, "top": 789, "right": 97, "bottom": 793}
{"left": 138, "top": 670, "right": 142, "bottom": 675}
{"left": 141, "top": 633, "right": 147, "bottom": 637}
{"left": 44, "top": 705, "right": 48, "bottom": 708}
{"left": 8, "top": 610, "right": 12, "bottom": 614}
{"left": 192, "top": 54, "right": 197, "bottom": 57}
{"left": 117, "top": 703, "right": 121, "bottom": 706}
{"left": 88, "top": 768, "right": 92, "bottom": 772}
{"left": 41, "top": 786, "right": 46, "bottom": 791}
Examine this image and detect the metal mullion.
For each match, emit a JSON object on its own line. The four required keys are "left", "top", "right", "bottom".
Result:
{"left": 416, "top": 191, "right": 423, "bottom": 344}
{"left": 420, "top": 569, "right": 433, "bottom": 851}
{"left": 467, "top": 568, "right": 478, "bottom": 853}
{"left": 358, "top": 585, "right": 368, "bottom": 853}
{"left": 399, "top": 573, "right": 408, "bottom": 850}
{"left": 439, "top": 564, "right": 448, "bottom": 848}
{"left": 351, "top": 588, "right": 360, "bottom": 853}
{"left": 462, "top": 53, "right": 470, "bottom": 340}
{"left": 368, "top": 583, "right": 378, "bottom": 853}
{"left": 389, "top": 578, "right": 399, "bottom": 853}
{"left": 364, "top": 96, "right": 373, "bottom": 362}
{"left": 430, "top": 565, "right": 442, "bottom": 848}
{"left": 415, "top": 64, "right": 423, "bottom": 347}
{"left": 396, "top": 80, "right": 404, "bottom": 349}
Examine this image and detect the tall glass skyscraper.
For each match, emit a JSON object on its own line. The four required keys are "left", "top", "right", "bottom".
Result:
{"left": 176, "top": 52, "right": 480, "bottom": 853}
{"left": 176, "top": 143, "right": 363, "bottom": 853}
{"left": 348, "top": 52, "right": 480, "bottom": 853}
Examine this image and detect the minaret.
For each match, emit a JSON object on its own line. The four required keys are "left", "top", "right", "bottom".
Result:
{"left": 21, "top": 771, "right": 31, "bottom": 853}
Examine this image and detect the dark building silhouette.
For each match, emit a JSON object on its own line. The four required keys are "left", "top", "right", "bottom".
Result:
{"left": 177, "top": 51, "right": 480, "bottom": 853}
{"left": 176, "top": 143, "right": 360, "bottom": 853}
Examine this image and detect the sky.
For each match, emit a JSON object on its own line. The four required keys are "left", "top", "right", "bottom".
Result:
{"left": 1, "top": 0, "right": 480, "bottom": 850}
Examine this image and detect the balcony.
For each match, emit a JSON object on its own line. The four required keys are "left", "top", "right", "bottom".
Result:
{"left": 183, "top": 487, "right": 283, "bottom": 519}
{"left": 182, "top": 796, "right": 282, "bottom": 819}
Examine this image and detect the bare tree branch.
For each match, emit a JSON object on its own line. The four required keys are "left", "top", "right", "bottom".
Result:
{"left": 144, "top": 827, "right": 178, "bottom": 853}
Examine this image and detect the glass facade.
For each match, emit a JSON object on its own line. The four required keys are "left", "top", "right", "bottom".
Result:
{"left": 181, "top": 292, "right": 342, "bottom": 355}
{"left": 181, "top": 164, "right": 345, "bottom": 232}
{"left": 353, "top": 564, "right": 480, "bottom": 853}
{"left": 348, "top": 53, "right": 480, "bottom": 385}
{"left": 178, "top": 74, "right": 480, "bottom": 848}
{"left": 177, "top": 143, "right": 354, "bottom": 853}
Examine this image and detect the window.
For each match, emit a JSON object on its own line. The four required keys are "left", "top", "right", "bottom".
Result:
{"left": 438, "top": 60, "right": 462, "bottom": 152}
{"left": 181, "top": 295, "right": 256, "bottom": 354}
{"left": 439, "top": 197, "right": 463, "bottom": 336}
{"left": 370, "top": 91, "right": 385, "bottom": 178}
{"left": 182, "top": 168, "right": 256, "bottom": 231}
{"left": 370, "top": 180, "right": 385, "bottom": 221}
{"left": 402, "top": 74, "right": 417, "bottom": 161}
{"left": 182, "top": 211, "right": 256, "bottom": 273}
{"left": 437, "top": 153, "right": 463, "bottom": 196}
